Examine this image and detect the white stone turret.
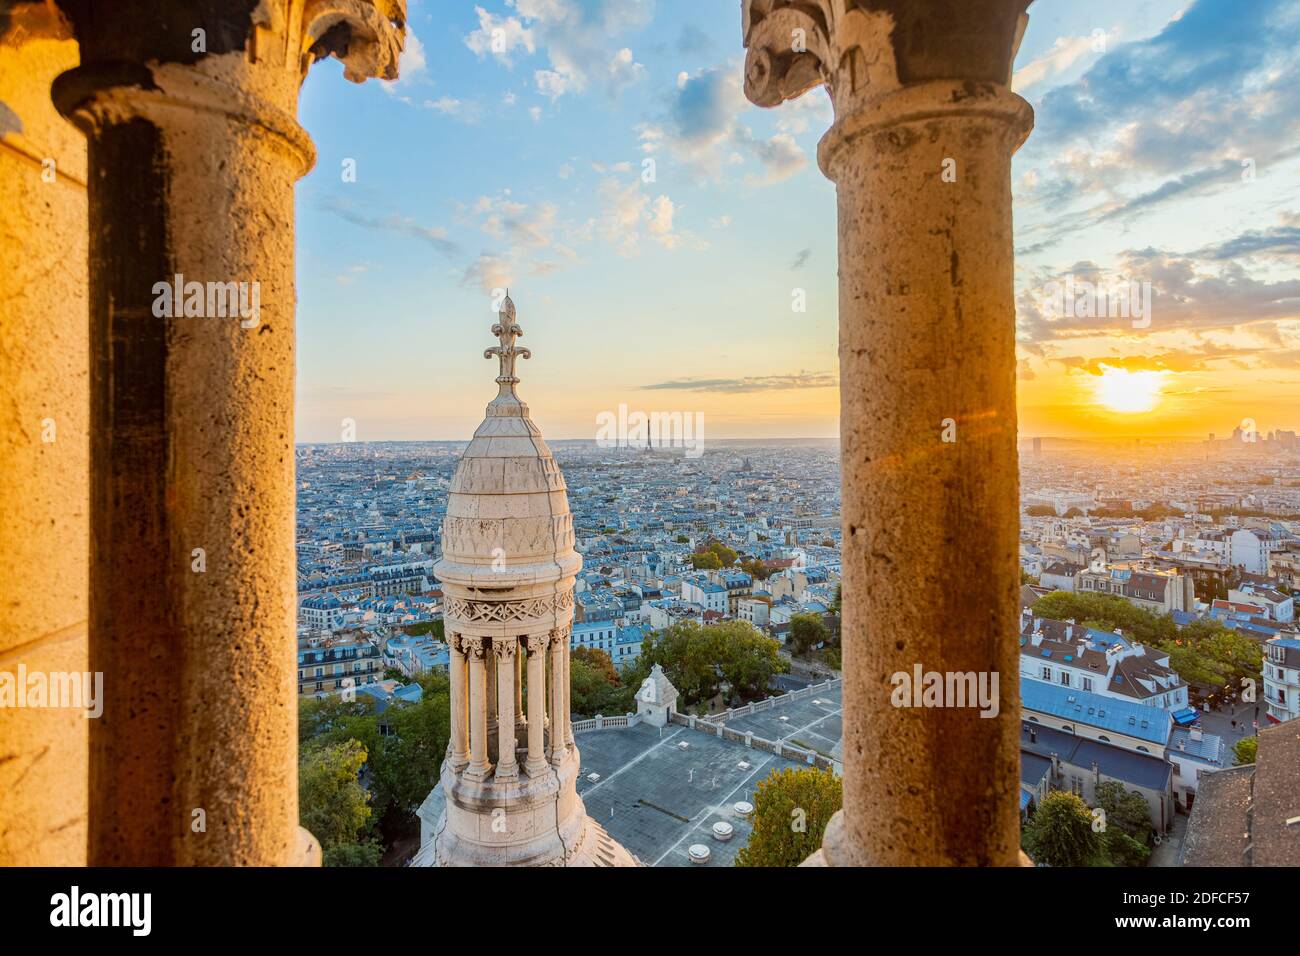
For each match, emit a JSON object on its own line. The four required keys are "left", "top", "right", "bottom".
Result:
{"left": 428, "top": 295, "right": 635, "bottom": 867}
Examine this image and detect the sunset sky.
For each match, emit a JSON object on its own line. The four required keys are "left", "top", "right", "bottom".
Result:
{"left": 294, "top": 0, "right": 1300, "bottom": 443}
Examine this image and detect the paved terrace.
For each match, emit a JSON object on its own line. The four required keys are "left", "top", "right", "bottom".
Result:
{"left": 574, "top": 685, "right": 843, "bottom": 866}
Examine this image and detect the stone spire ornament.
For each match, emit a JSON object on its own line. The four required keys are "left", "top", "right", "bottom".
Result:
{"left": 484, "top": 291, "right": 531, "bottom": 404}
{"left": 423, "top": 295, "right": 637, "bottom": 867}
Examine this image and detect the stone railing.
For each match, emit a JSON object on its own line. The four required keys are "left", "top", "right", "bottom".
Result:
{"left": 572, "top": 713, "right": 637, "bottom": 734}
{"left": 664, "top": 678, "right": 843, "bottom": 773}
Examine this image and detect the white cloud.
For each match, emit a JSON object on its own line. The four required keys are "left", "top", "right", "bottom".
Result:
{"left": 465, "top": 0, "right": 650, "bottom": 101}
{"left": 649, "top": 65, "right": 809, "bottom": 183}
{"left": 1013, "top": 30, "right": 1115, "bottom": 93}
{"left": 465, "top": 6, "right": 536, "bottom": 66}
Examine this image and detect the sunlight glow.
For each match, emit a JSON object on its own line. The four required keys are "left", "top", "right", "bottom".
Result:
{"left": 1091, "top": 366, "right": 1168, "bottom": 414}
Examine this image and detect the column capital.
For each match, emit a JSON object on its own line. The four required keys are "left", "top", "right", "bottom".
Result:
{"left": 461, "top": 636, "right": 486, "bottom": 661}
{"left": 742, "top": 1, "right": 1033, "bottom": 171}
{"left": 525, "top": 632, "right": 550, "bottom": 653}
{"left": 51, "top": 0, "right": 407, "bottom": 175}
{"left": 493, "top": 636, "right": 518, "bottom": 660}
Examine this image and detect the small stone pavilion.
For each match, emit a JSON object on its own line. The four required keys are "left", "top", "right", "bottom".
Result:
{"left": 422, "top": 295, "right": 635, "bottom": 867}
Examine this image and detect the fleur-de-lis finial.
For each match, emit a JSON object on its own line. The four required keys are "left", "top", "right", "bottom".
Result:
{"left": 484, "top": 291, "right": 531, "bottom": 399}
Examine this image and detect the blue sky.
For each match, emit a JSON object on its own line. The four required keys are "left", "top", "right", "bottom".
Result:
{"left": 295, "top": 0, "right": 1300, "bottom": 442}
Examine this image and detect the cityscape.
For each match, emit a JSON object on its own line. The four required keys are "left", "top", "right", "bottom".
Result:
{"left": 2, "top": 0, "right": 1297, "bottom": 938}
{"left": 293, "top": 418, "right": 1300, "bottom": 868}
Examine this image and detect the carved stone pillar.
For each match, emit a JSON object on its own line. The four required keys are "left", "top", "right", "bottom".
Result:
{"left": 548, "top": 629, "right": 566, "bottom": 765}
{"left": 524, "top": 633, "right": 549, "bottom": 777}
{"left": 515, "top": 648, "right": 525, "bottom": 728}
{"left": 463, "top": 637, "right": 492, "bottom": 781}
{"left": 45, "top": 0, "right": 404, "bottom": 866}
{"left": 449, "top": 634, "right": 469, "bottom": 770}
{"left": 494, "top": 638, "right": 519, "bottom": 780}
{"left": 563, "top": 629, "right": 575, "bottom": 748}
{"left": 743, "top": 0, "right": 1033, "bottom": 866}
{"left": 486, "top": 644, "right": 498, "bottom": 735}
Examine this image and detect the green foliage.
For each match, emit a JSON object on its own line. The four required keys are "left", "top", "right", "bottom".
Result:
{"left": 735, "top": 767, "right": 842, "bottom": 867}
{"left": 324, "top": 841, "right": 383, "bottom": 867}
{"left": 1233, "top": 736, "right": 1258, "bottom": 766}
{"left": 788, "top": 612, "right": 828, "bottom": 656}
{"left": 693, "top": 539, "right": 737, "bottom": 568}
{"left": 690, "top": 551, "right": 722, "bottom": 570}
{"left": 569, "top": 651, "right": 635, "bottom": 719}
{"left": 300, "top": 679, "right": 451, "bottom": 845}
{"left": 632, "top": 621, "right": 787, "bottom": 709}
{"left": 299, "top": 739, "right": 372, "bottom": 851}
{"left": 741, "top": 558, "right": 773, "bottom": 581}
{"left": 573, "top": 645, "right": 619, "bottom": 684}
{"left": 830, "top": 583, "right": 841, "bottom": 615}
{"left": 403, "top": 619, "right": 445, "bottom": 639}
{"left": 1030, "top": 591, "right": 1261, "bottom": 690}
{"left": 674, "top": 534, "right": 690, "bottom": 543}
{"left": 1092, "top": 781, "right": 1152, "bottom": 867}
{"left": 1022, "top": 791, "right": 1104, "bottom": 867}
{"left": 1025, "top": 505, "right": 1056, "bottom": 516}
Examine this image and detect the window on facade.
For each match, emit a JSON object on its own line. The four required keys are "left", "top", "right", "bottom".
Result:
{"left": 1059, "top": 672, "right": 1070, "bottom": 686}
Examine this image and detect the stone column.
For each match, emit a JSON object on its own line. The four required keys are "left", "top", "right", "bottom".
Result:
{"left": 563, "top": 628, "right": 575, "bottom": 748}
{"left": 549, "top": 629, "right": 566, "bottom": 764}
{"left": 47, "top": 0, "right": 404, "bottom": 865}
{"left": 486, "top": 646, "right": 498, "bottom": 734}
{"left": 449, "top": 634, "right": 469, "bottom": 770}
{"left": 0, "top": 4, "right": 88, "bottom": 866}
{"left": 494, "top": 638, "right": 518, "bottom": 780}
{"left": 463, "top": 637, "right": 492, "bottom": 780}
{"left": 515, "top": 648, "right": 525, "bottom": 727}
{"left": 742, "top": 0, "right": 1033, "bottom": 866}
{"left": 524, "top": 634, "right": 549, "bottom": 777}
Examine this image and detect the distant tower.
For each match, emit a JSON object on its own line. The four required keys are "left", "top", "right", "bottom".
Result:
{"left": 1032, "top": 437, "right": 1042, "bottom": 456}
{"left": 431, "top": 294, "right": 636, "bottom": 867}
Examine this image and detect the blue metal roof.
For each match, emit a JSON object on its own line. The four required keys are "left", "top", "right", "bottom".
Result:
{"left": 1020, "top": 677, "right": 1171, "bottom": 745}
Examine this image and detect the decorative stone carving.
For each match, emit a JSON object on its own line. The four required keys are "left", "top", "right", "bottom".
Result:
{"left": 443, "top": 591, "right": 574, "bottom": 625}
{"left": 742, "top": 0, "right": 1030, "bottom": 119}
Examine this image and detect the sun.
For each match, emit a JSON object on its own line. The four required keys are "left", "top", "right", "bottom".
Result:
{"left": 1091, "top": 365, "right": 1167, "bottom": 413}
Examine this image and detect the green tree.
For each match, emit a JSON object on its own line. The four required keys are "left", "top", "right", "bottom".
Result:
{"left": 1092, "top": 782, "right": 1152, "bottom": 867}
{"left": 690, "top": 551, "right": 722, "bottom": 571}
{"left": 634, "top": 621, "right": 787, "bottom": 710}
{"left": 569, "top": 653, "right": 634, "bottom": 718}
{"left": 1023, "top": 791, "right": 1104, "bottom": 867}
{"left": 299, "top": 739, "right": 372, "bottom": 851}
{"left": 788, "top": 612, "right": 828, "bottom": 656}
{"left": 735, "top": 767, "right": 842, "bottom": 867}
{"left": 573, "top": 646, "right": 619, "bottom": 684}
{"left": 1232, "top": 736, "right": 1258, "bottom": 766}
{"left": 323, "top": 841, "right": 383, "bottom": 867}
